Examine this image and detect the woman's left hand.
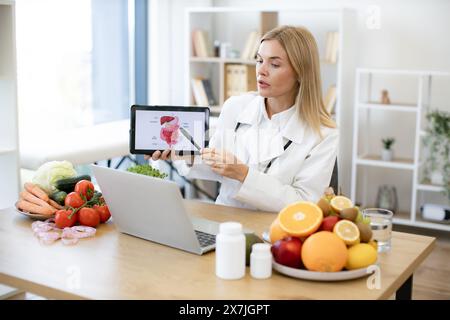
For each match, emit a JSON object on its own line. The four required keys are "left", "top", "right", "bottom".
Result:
{"left": 201, "top": 148, "right": 249, "bottom": 182}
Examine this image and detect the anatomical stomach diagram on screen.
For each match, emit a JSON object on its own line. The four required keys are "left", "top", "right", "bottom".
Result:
{"left": 160, "top": 116, "right": 180, "bottom": 147}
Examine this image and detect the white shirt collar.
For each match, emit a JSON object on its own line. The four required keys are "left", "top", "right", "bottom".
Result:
{"left": 260, "top": 99, "right": 296, "bottom": 130}
{"left": 235, "top": 94, "right": 309, "bottom": 145}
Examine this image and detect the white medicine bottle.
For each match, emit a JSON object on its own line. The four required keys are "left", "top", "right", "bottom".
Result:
{"left": 250, "top": 243, "right": 272, "bottom": 279}
{"left": 215, "top": 222, "right": 246, "bottom": 280}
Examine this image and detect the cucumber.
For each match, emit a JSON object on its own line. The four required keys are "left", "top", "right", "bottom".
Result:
{"left": 50, "top": 190, "right": 68, "bottom": 205}
{"left": 55, "top": 175, "right": 92, "bottom": 193}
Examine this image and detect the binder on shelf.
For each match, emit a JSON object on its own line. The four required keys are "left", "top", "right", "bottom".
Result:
{"left": 324, "top": 32, "right": 331, "bottom": 62}
{"left": 324, "top": 31, "right": 339, "bottom": 63}
{"left": 225, "top": 64, "right": 257, "bottom": 100}
{"left": 241, "top": 31, "right": 261, "bottom": 60}
{"left": 250, "top": 32, "right": 261, "bottom": 60}
{"left": 323, "top": 85, "right": 337, "bottom": 114}
{"left": 192, "top": 29, "right": 211, "bottom": 58}
{"left": 191, "top": 78, "right": 209, "bottom": 106}
{"left": 201, "top": 79, "right": 216, "bottom": 106}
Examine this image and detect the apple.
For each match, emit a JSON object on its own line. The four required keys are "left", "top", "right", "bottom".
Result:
{"left": 271, "top": 237, "right": 302, "bottom": 269}
{"left": 320, "top": 215, "right": 340, "bottom": 232}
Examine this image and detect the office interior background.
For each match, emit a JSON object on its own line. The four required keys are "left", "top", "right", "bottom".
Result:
{"left": 0, "top": 0, "right": 449, "bottom": 299}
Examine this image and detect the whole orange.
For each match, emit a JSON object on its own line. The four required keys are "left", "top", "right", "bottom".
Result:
{"left": 301, "top": 231, "right": 348, "bottom": 272}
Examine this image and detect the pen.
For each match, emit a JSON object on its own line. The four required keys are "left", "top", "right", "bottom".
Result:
{"left": 179, "top": 127, "right": 201, "bottom": 151}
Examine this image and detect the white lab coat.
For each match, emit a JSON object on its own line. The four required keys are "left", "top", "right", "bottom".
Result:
{"left": 174, "top": 92, "right": 339, "bottom": 212}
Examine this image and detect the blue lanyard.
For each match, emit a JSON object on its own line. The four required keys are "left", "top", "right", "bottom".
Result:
{"left": 234, "top": 122, "right": 292, "bottom": 174}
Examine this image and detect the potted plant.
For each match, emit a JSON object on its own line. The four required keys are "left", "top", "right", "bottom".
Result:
{"left": 422, "top": 110, "right": 450, "bottom": 199}
{"left": 381, "top": 137, "right": 395, "bottom": 161}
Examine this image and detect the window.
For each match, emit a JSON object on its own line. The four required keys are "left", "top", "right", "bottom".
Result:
{"left": 16, "top": 0, "right": 131, "bottom": 142}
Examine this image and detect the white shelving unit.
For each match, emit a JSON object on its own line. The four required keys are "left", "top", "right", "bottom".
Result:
{"left": 351, "top": 68, "right": 450, "bottom": 231}
{"left": 0, "top": 0, "right": 19, "bottom": 209}
{"left": 185, "top": 7, "right": 357, "bottom": 194}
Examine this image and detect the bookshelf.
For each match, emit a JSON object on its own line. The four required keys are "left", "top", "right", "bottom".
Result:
{"left": 185, "top": 7, "right": 357, "bottom": 194}
{"left": 351, "top": 68, "right": 450, "bottom": 232}
{"left": 0, "top": 0, "right": 19, "bottom": 209}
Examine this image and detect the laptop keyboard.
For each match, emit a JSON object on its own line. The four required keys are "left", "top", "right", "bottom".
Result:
{"left": 195, "top": 230, "right": 216, "bottom": 248}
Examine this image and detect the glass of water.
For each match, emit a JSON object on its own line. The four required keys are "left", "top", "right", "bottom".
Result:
{"left": 362, "top": 208, "right": 393, "bottom": 253}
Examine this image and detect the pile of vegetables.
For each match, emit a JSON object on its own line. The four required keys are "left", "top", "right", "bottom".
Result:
{"left": 16, "top": 161, "right": 111, "bottom": 229}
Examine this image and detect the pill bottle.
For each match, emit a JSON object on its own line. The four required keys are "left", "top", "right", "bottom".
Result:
{"left": 250, "top": 243, "right": 272, "bottom": 279}
{"left": 215, "top": 222, "right": 246, "bottom": 280}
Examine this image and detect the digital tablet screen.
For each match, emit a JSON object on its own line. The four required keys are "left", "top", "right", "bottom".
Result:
{"left": 130, "top": 105, "right": 209, "bottom": 155}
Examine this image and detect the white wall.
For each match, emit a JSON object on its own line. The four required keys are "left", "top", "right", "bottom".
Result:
{"left": 149, "top": 0, "right": 450, "bottom": 212}
{"left": 213, "top": 0, "right": 450, "bottom": 70}
{"left": 149, "top": 0, "right": 212, "bottom": 105}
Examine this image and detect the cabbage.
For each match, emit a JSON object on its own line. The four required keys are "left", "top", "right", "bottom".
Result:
{"left": 32, "top": 160, "right": 77, "bottom": 194}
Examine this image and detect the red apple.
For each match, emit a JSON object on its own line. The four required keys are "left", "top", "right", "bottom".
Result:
{"left": 271, "top": 237, "right": 302, "bottom": 269}
{"left": 320, "top": 215, "right": 340, "bottom": 232}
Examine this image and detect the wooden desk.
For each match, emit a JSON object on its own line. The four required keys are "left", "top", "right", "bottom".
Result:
{"left": 0, "top": 200, "right": 435, "bottom": 300}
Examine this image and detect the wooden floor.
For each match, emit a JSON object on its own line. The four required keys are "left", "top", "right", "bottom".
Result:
{"left": 394, "top": 225, "right": 450, "bottom": 300}
{"left": 3, "top": 225, "right": 450, "bottom": 300}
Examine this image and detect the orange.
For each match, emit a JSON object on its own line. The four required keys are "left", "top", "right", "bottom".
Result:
{"left": 278, "top": 201, "right": 323, "bottom": 237}
{"left": 333, "top": 220, "right": 360, "bottom": 245}
{"left": 301, "top": 231, "right": 348, "bottom": 272}
{"left": 330, "top": 196, "right": 353, "bottom": 213}
{"left": 269, "top": 217, "right": 290, "bottom": 243}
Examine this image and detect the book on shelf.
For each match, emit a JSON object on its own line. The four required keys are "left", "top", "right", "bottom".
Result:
{"left": 324, "top": 31, "right": 339, "bottom": 63}
{"left": 192, "top": 29, "right": 211, "bottom": 58}
{"left": 323, "top": 85, "right": 337, "bottom": 114}
{"left": 191, "top": 78, "right": 209, "bottom": 106}
{"left": 241, "top": 31, "right": 261, "bottom": 60}
{"left": 201, "top": 79, "right": 216, "bottom": 106}
{"left": 225, "top": 64, "right": 257, "bottom": 99}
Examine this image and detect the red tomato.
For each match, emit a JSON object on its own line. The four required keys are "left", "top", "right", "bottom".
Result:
{"left": 65, "top": 192, "right": 85, "bottom": 208}
{"left": 94, "top": 204, "right": 111, "bottom": 223}
{"left": 55, "top": 209, "right": 77, "bottom": 229}
{"left": 78, "top": 207, "right": 100, "bottom": 227}
{"left": 74, "top": 180, "right": 95, "bottom": 201}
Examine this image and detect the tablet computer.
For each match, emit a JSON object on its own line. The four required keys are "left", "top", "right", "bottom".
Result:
{"left": 130, "top": 105, "right": 210, "bottom": 155}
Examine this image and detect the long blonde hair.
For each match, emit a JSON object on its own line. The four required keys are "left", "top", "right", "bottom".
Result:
{"left": 261, "top": 25, "right": 336, "bottom": 137}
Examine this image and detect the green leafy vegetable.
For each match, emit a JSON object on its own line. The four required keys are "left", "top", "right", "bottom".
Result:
{"left": 32, "top": 160, "right": 77, "bottom": 194}
{"left": 127, "top": 164, "right": 168, "bottom": 179}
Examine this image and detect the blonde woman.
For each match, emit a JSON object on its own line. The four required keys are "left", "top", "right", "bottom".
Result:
{"left": 148, "top": 25, "right": 338, "bottom": 212}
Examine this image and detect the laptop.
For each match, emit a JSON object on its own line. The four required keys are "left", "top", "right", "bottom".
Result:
{"left": 91, "top": 164, "right": 219, "bottom": 255}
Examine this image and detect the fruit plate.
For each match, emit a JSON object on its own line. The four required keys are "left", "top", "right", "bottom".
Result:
{"left": 14, "top": 207, "right": 54, "bottom": 221}
{"left": 262, "top": 231, "right": 377, "bottom": 281}
{"left": 272, "top": 261, "right": 377, "bottom": 282}
{"left": 262, "top": 231, "right": 270, "bottom": 243}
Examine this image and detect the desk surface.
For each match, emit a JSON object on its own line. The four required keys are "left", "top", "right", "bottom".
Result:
{"left": 0, "top": 200, "right": 435, "bottom": 300}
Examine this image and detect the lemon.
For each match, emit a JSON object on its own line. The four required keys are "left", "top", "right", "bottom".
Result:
{"left": 333, "top": 220, "right": 360, "bottom": 246}
{"left": 345, "top": 243, "right": 378, "bottom": 270}
{"left": 330, "top": 196, "right": 353, "bottom": 213}
{"left": 368, "top": 240, "right": 378, "bottom": 251}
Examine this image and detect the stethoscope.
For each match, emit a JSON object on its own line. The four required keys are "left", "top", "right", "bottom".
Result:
{"left": 234, "top": 122, "right": 292, "bottom": 174}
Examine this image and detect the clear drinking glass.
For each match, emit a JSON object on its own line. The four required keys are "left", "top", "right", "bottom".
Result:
{"left": 362, "top": 208, "right": 393, "bottom": 253}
